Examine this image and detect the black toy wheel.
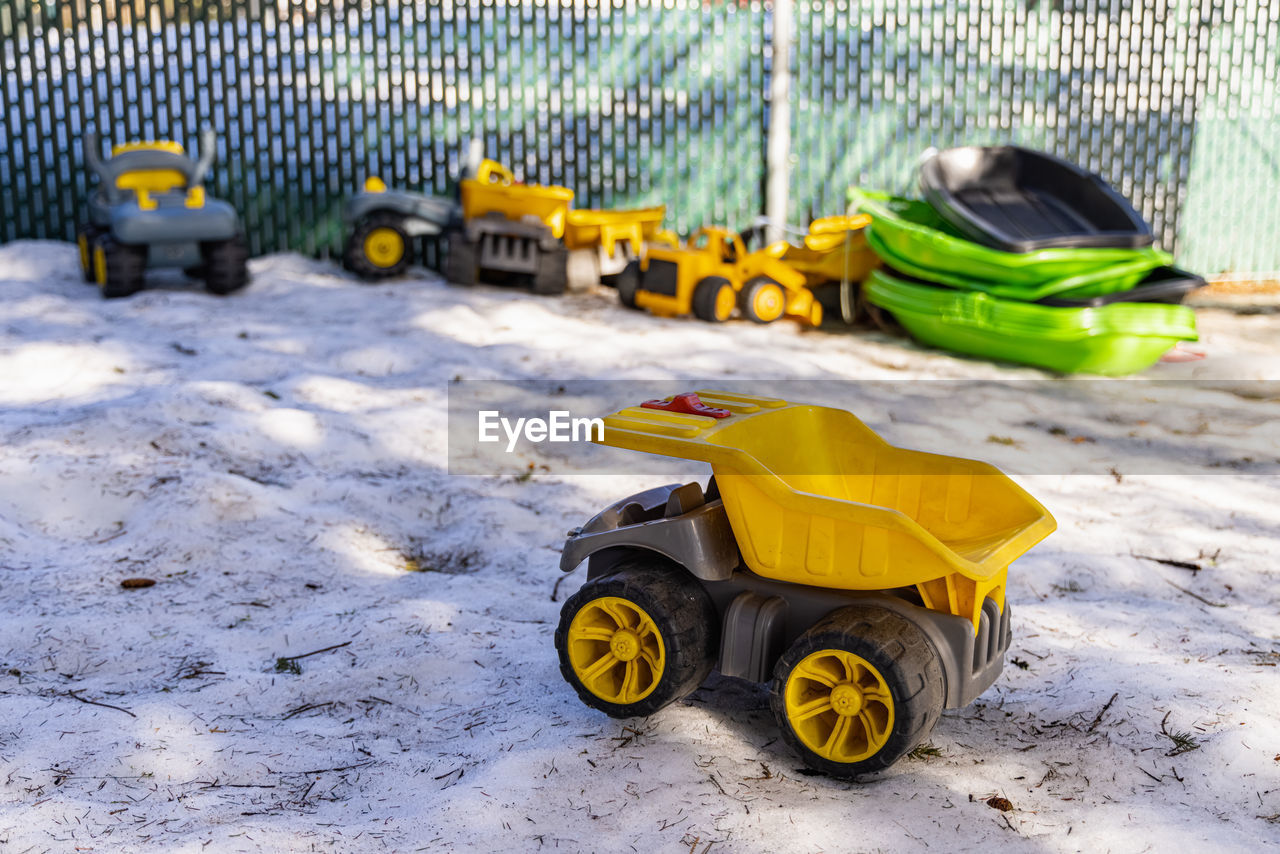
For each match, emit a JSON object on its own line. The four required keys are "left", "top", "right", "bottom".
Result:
{"left": 346, "top": 212, "right": 411, "bottom": 279}
{"left": 739, "top": 276, "right": 787, "bottom": 324}
{"left": 201, "top": 233, "right": 250, "bottom": 295}
{"left": 616, "top": 260, "right": 643, "bottom": 309}
{"left": 444, "top": 230, "right": 477, "bottom": 286}
{"left": 770, "top": 605, "right": 944, "bottom": 779}
{"left": 76, "top": 224, "right": 104, "bottom": 283}
{"left": 598, "top": 244, "right": 637, "bottom": 288}
{"left": 691, "top": 275, "right": 735, "bottom": 322}
{"left": 555, "top": 561, "right": 717, "bottom": 719}
{"left": 813, "top": 279, "right": 865, "bottom": 326}
{"left": 532, "top": 244, "right": 569, "bottom": 295}
{"left": 93, "top": 236, "right": 147, "bottom": 299}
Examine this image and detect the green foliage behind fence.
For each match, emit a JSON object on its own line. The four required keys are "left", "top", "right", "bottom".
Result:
{"left": 0, "top": 0, "right": 1276, "bottom": 273}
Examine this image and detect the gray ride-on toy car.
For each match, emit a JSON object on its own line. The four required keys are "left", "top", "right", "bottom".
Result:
{"left": 76, "top": 130, "right": 249, "bottom": 298}
{"left": 342, "top": 176, "right": 463, "bottom": 279}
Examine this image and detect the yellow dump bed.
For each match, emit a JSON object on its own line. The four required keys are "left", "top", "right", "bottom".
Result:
{"left": 563, "top": 205, "right": 666, "bottom": 253}
{"left": 460, "top": 159, "right": 575, "bottom": 238}
{"left": 598, "top": 391, "right": 1056, "bottom": 629}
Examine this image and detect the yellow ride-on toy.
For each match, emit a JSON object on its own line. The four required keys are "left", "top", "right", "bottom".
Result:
{"left": 780, "top": 215, "right": 877, "bottom": 283}
{"left": 616, "top": 227, "right": 823, "bottom": 326}
{"left": 780, "top": 215, "right": 882, "bottom": 324}
{"left": 556, "top": 391, "right": 1056, "bottom": 778}
{"left": 446, "top": 159, "right": 667, "bottom": 295}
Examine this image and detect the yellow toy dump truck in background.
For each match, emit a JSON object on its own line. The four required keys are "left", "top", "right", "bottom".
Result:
{"left": 555, "top": 391, "right": 1056, "bottom": 778}
{"left": 344, "top": 154, "right": 666, "bottom": 294}
{"left": 563, "top": 205, "right": 669, "bottom": 290}
{"left": 446, "top": 159, "right": 667, "bottom": 294}
{"left": 617, "top": 226, "right": 824, "bottom": 325}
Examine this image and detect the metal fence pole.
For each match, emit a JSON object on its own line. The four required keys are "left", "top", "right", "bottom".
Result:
{"left": 765, "top": 0, "right": 792, "bottom": 242}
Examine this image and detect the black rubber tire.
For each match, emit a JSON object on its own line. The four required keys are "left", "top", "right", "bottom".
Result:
{"left": 555, "top": 561, "right": 718, "bottom": 719}
{"left": 202, "top": 233, "right": 250, "bottom": 295}
{"left": 444, "top": 230, "right": 477, "bottom": 286}
{"left": 532, "top": 244, "right": 569, "bottom": 295}
{"left": 345, "top": 211, "right": 411, "bottom": 280}
{"left": 96, "top": 236, "right": 147, "bottom": 299}
{"left": 770, "top": 605, "right": 944, "bottom": 779}
{"left": 76, "top": 224, "right": 104, "bottom": 283}
{"left": 616, "top": 259, "right": 643, "bottom": 309}
{"left": 691, "top": 275, "right": 734, "bottom": 322}
{"left": 739, "top": 276, "right": 786, "bottom": 324}
{"left": 599, "top": 244, "right": 637, "bottom": 288}
{"left": 183, "top": 265, "right": 207, "bottom": 280}
{"left": 812, "top": 280, "right": 865, "bottom": 326}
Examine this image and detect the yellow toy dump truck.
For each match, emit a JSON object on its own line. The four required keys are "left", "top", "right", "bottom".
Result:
{"left": 555, "top": 391, "right": 1055, "bottom": 778}
{"left": 344, "top": 156, "right": 665, "bottom": 294}
{"left": 616, "top": 226, "right": 825, "bottom": 326}
{"left": 445, "top": 159, "right": 666, "bottom": 294}
{"left": 564, "top": 205, "right": 668, "bottom": 290}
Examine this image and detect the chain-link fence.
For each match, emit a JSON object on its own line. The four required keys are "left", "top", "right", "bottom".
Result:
{"left": 1, "top": 0, "right": 1276, "bottom": 273}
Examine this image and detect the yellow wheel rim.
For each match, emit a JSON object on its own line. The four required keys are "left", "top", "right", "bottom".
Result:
{"left": 92, "top": 245, "right": 107, "bottom": 285}
{"left": 785, "top": 649, "right": 894, "bottom": 764}
{"left": 714, "top": 283, "right": 735, "bottom": 321}
{"left": 363, "top": 227, "right": 405, "bottom": 268}
{"left": 78, "top": 233, "right": 91, "bottom": 272}
{"left": 567, "top": 596, "right": 665, "bottom": 705}
{"left": 752, "top": 284, "right": 785, "bottom": 322}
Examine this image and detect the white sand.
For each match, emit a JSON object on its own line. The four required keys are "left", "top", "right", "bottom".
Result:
{"left": 1, "top": 242, "right": 1277, "bottom": 852}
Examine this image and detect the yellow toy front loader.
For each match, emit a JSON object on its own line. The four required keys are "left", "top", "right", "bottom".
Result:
{"left": 617, "top": 226, "right": 823, "bottom": 326}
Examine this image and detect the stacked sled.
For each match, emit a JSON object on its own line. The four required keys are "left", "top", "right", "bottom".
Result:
{"left": 852, "top": 146, "right": 1201, "bottom": 375}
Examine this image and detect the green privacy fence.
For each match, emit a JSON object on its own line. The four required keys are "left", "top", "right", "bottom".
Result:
{"left": 0, "top": 0, "right": 1276, "bottom": 273}
{"left": 788, "top": 0, "right": 1280, "bottom": 275}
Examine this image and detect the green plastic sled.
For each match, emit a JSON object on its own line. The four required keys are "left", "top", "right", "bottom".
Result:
{"left": 863, "top": 269, "right": 1198, "bottom": 376}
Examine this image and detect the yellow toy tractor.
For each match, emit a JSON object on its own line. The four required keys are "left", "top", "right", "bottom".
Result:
{"left": 616, "top": 226, "right": 823, "bottom": 326}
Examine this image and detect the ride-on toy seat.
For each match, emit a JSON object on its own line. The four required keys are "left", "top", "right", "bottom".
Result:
{"left": 77, "top": 129, "right": 249, "bottom": 298}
